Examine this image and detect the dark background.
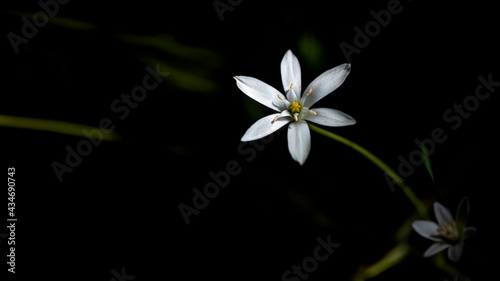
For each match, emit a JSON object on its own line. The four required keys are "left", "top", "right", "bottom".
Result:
{"left": 1, "top": 0, "right": 498, "bottom": 280}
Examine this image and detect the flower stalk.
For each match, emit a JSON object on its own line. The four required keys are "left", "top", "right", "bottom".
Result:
{"left": 307, "top": 123, "right": 428, "bottom": 219}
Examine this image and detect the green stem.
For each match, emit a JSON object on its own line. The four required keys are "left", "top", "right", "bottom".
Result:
{"left": 434, "top": 253, "right": 470, "bottom": 281}
{"left": 0, "top": 114, "right": 120, "bottom": 141}
{"left": 308, "top": 123, "right": 428, "bottom": 219}
{"left": 352, "top": 242, "right": 410, "bottom": 281}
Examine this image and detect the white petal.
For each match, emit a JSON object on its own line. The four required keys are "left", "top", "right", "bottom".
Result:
{"left": 273, "top": 99, "right": 290, "bottom": 111}
{"left": 272, "top": 94, "right": 291, "bottom": 111}
{"left": 434, "top": 202, "right": 454, "bottom": 227}
{"left": 423, "top": 242, "right": 450, "bottom": 257}
{"left": 281, "top": 50, "right": 302, "bottom": 95}
{"left": 278, "top": 110, "right": 292, "bottom": 118}
{"left": 298, "top": 106, "right": 311, "bottom": 121}
{"left": 286, "top": 88, "right": 298, "bottom": 102}
{"left": 287, "top": 121, "right": 311, "bottom": 165}
{"left": 412, "top": 220, "right": 442, "bottom": 242}
{"left": 241, "top": 114, "right": 291, "bottom": 141}
{"left": 234, "top": 76, "right": 281, "bottom": 111}
{"left": 455, "top": 197, "right": 470, "bottom": 234}
{"left": 304, "top": 108, "right": 356, "bottom": 127}
{"left": 463, "top": 226, "right": 477, "bottom": 239}
{"left": 448, "top": 243, "right": 464, "bottom": 262}
{"left": 302, "top": 63, "right": 351, "bottom": 108}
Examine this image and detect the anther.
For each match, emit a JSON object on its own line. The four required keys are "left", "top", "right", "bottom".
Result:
{"left": 437, "top": 220, "right": 458, "bottom": 240}
{"left": 442, "top": 221, "right": 454, "bottom": 232}
{"left": 294, "top": 115, "right": 298, "bottom": 122}
{"left": 290, "top": 83, "right": 294, "bottom": 89}
{"left": 309, "top": 110, "right": 317, "bottom": 115}
{"left": 277, "top": 94, "right": 284, "bottom": 100}
{"left": 305, "top": 89, "right": 312, "bottom": 96}
{"left": 272, "top": 114, "right": 280, "bottom": 123}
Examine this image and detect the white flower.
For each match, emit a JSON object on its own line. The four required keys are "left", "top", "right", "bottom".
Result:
{"left": 412, "top": 198, "right": 477, "bottom": 262}
{"left": 234, "top": 50, "right": 356, "bottom": 165}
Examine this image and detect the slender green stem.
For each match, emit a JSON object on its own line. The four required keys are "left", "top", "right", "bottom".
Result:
{"left": 0, "top": 114, "right": 120, "bottom": 141}
{"left": 352, "top": 242, "right": 410, "bottom": 281}
{"left": 308, "top": 123, "right": 428, "bottom": 219}
{"left": 309, "top": 125, "right": 468, "bottom": 279}
{"left": 434, "top": 253, "right": 470, "bottom": 281}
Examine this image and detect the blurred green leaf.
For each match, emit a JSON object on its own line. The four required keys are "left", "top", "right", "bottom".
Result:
{"left": 421, "top": 143, "right": 435, "bottom": 182}
{"left": 353, "top": 243, "right": 410, "bottom": 281}
{"left": 0, "top": 115, "right": 119, "bottom": 141}
{"left": 142, "top": 57, "right": 218, "bottom": 93}
{"left": 3, "top": 10, "right": 222, "bottom": 69}
{"left": 118, "top": 33, "right": 223, "bottom": 68}
{"left": 46, "top": 16, "right": 97, "bottom": 31}
{"left": 2, "top": 10, "right": 96, "bottom": 31}
{"left": 242, "top": 95, "right": 266, "bottom": 121}
{"left": 298, "top": 33, "right": 325, "bottom": 70}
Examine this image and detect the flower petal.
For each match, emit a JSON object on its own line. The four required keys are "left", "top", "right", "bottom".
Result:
{"left": 234, "top": 76, "right": 281, "bottom": 111}
{"left": 434, "top": 202, "right": 454, "bottom": 227}
{"left": 298, "top": 106, "right": 311, "bottom": 121}
{"left": 447, "top": 243, "right": 464, "bottom": 262}
{"left": 412, "top": 220, "right": 442, "bottom": 242}
{"left": 286, "top": 88, "right": 299, "bottom": 103}
{"left": 241, "top": 114, "right": 291, "bottom": 141}
{"left": 455, "top": 197, "right": 470, "bottom": 236}
{"left": 302, "top": 63, "right": 351, "bottom": 108}
{"left": 277, "top": 110, "right": 292, "bottom": 119}
{"left": 423, "top": 242, "right": 450, "bottom": 257}
{"left": 281, "top": 50, "right": 302, "bottom": 95}
{"left": 463, "top": 226, "right": 477, "bottom": 239}
{"left": 287, "top": 121, "right": 311, "bottom": 165}
{"left": 304, "top": 108, "right": 356, "bottom": 127}
{"left": 272, "top": 95, "right": 290, "bottom": 111}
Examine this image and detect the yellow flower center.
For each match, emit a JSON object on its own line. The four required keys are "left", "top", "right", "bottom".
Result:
{"left": 289, "top": 101, "right": 302, "bottom": 114}
{"left": 437, "top": 221, "right": 458, "bottom": 241}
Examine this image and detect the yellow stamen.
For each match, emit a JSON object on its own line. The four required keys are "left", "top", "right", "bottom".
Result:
{"left": 437, "top": 220, "right": 458, "bottom": 240}
{"left": 437, "top": 228, "right": 448, "bottom": 237}
{"left": 289, "top": 101, "right": 302, "bottom": 114}
{"left": 309, "top": 110, "right": 317, "bottom": 115}
{"left": 290, "top": 83, "right": 294, "bottom": 89}
{"left": 277, "top": 94, "right": 284, "bottom": 100}
{"left": 272, "top": 114, "right": 280, "bottom": 123}
{"left": 294, "top": 115, "right": 298, "bottom": 122}
{"left": 442, "top": 221, "right": 452, "bottom": 232}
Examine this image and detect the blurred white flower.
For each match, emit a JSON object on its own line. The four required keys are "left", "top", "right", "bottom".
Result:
{"left": 235, "top": 50, "right": 355, "bottom": 165}
{"left": 412, "top": 198, "right": 477, "bottom": 261}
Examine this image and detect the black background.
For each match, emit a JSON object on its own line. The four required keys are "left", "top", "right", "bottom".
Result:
{"left": 1, "top": 0, "right": 498, "bottom": 280}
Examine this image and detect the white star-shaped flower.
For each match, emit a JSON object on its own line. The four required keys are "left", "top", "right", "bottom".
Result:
{"left": 234, "top": 50, "right": 356, "bottom": 165}
{"left": 412, "top": 198, "right": 477, "bottom": 261}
